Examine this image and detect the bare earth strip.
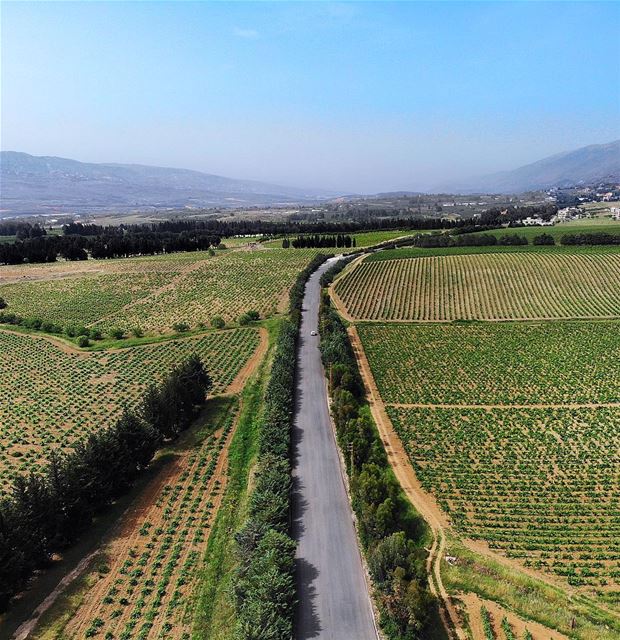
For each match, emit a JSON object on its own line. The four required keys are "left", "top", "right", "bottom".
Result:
{"left": 225, "top": 326, "right": 268, "bottom": 395}
{"left": 348, "top": 326, "right": 464, "bottom": 640}
{"left": 459, "top": 593, "right": 569, "bottom": 640}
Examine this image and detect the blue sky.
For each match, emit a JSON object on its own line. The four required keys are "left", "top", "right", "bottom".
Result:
{"left": 2, "top": 1, "right": 619, "bottom": 192}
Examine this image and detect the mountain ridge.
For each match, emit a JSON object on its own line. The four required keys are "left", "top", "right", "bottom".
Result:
{"left": 0, "top": 151, "right": 338, "bottom": 214}
{"left": 434, "top": 140, "right": 620, "bottom": 194}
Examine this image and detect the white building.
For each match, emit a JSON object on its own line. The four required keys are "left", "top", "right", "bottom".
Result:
{"left": 522, "top": 217, "right": 553, "bottom": 226}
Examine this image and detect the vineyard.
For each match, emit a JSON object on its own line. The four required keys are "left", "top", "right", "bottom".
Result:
{"left": 55, "top": 398, "right": 239, "bottom": 640}
{"left": 388, "top": 405, "right": 620, "bottom": 590}
{"left": 0, "top": 327, "right": 260, "bottom": 493}
{"left": 334, "top": 251, "right": 620, "bottom": 321}
{"left": 356, "top": 322, "right": 620, "bottom": 405}
{"left": 355, "top": 319, "right": 620, "bottom": 597}
{"left": 0, "top": 248, "right": 317, "bottom": 334}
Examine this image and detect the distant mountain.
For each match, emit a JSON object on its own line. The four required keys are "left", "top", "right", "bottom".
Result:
{"left": 435, "top": 141, "right": 620, "bottom": 194}
{"left": 0, "top": 152, "right": 337, "bottom": 215}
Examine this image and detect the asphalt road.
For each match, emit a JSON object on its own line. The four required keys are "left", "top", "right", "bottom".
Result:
{"left": 292, "top": 256, "right": 377, "bottom": 640}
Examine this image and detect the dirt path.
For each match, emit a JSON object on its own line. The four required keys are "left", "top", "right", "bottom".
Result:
{"left": 225, "top": 326, "right": 268, "bottom": 394}
{"left": 348, "top": 326, "right": 464, "bottom": 640}
{"left": 0, "top": 326, "right": 89, "bottom": 356}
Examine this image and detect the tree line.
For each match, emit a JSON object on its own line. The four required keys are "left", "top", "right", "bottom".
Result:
{"left": 561, "top": 232, "right": 620, "bottom": 245}
{"left": 232, "top": 254, "right": 328, "bottom": 639}
{"left": 318, "top": 270, "right": 433, "bottom": 639}
{"left": 414, "top": 232, "right": 529, "bottom": 248}
{"left": 0, "top": 356, "right": 211, "bottom": 611}
{"left": 0, "top": 222, "right": 48, "bottom": 239}
{"left": 0, "top": 231, "right": 222, "bottom": 265}
{"left": 282, "top": 234, "right": 356, "bottom": 249}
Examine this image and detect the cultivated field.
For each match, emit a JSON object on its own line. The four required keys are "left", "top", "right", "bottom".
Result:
{"left": 389, "top": 405, "right": 620, "bottom": 590}
{"left": 335, "top": 251, "right": 620, "bottom": 321}
{"left": 0, "top": 327, "right": 260, "bottom": 493}
{"left": 356, "top": 321, "right": 620, "bottom": 405}
{"left": 0, "top": 248, "right": 317, "bottom": 334}
{"left": 34, "top": 398, "right": 239, "bottom": 640}
{"left": 356, "top": 319, "right": 620, "bottom": 599}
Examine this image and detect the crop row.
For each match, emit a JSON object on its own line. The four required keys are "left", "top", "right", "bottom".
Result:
{"left": 335, "top": 252, "right": 620, "bottom": 321}
{"left": 388, "top": 405, "right": 620, "bottom": 588}
{"left": 357, "top": 321, "right": 620, "bottom": 405}
{"left": 0, "top": 328, "right": 259, "bottom": 493}
{"left": 0, "top": 248, "right": 318, "bottom": 335}
{"left": 67, "top": 400, "right": 238, "bottom": 639}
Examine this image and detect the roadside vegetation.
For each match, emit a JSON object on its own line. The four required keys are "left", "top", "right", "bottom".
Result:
{"left": 319, "top": 273, "right": 434, "bottom": 639}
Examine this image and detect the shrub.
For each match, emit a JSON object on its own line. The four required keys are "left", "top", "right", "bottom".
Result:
{"left": 23, "top": 317, "right": 43, "bottom": 330}
{"left": 131, "top": 327, "right": 144, "bottom": 338}
{"left": 246, "top": 310, "right": 260, "bottom": 321}
{"left": 77, "top": 335, "right": 90, "bottom": 348}
{"left": 533, "top": 233, "right": 555, "bottom": 245}
{"left": 238, "top": 313, "right": 252, "bottom": 326}
{"left": 210, "top": 316, "right": 225, "bottom": 329}
{"left": 0, "top": 298, "right": 6, "bottom": 310}
{"left": 109, "top": 327, "right": 125, "bottom": 340}
{"left": 172, "top": 322, "right": 190, "bottom": 333}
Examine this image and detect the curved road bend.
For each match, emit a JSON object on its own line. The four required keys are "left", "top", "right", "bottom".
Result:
{"left": 292, "top": 256, "right": 377, "bottom": 640}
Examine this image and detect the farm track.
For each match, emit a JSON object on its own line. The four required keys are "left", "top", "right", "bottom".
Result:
{"left": 348, "top": 326, "right": 464, "bottom": 640}
{"left": 224, "top": 326, "right": 268, "bottom": 395}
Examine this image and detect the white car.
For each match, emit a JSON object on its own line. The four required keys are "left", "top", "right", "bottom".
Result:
{"left": 310, "top": 330, "right": 318, "bottom": 336}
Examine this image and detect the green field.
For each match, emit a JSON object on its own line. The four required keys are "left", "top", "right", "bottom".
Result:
{"left": 0, "top": 327, "right": 260, "bottom": 493}
{"left": 349, "top": 247, "right": 620, "bottom": 609}
{"left": 475, "top": 221, "right": 620, "bottom": 242}
{"left": 265, "top": 228, "right": 419, "bottom": 249}
{"left": 357, "top": 321, "right": 620, "bottom": 405}
{"left": 0, "top": 248, "right": 317, "bottom": 335}
{"left": 364, "top": 242, "right": 620, "bottom": 262}
{"left": 388, "top": 404, "right": 620, "bottom": 590}
{"left": 336, "top": 251, "right": 620, "bottom": 321}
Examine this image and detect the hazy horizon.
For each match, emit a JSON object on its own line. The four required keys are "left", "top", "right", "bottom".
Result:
{"left": 2, "top": 1, "right": 619, "bottom": 194}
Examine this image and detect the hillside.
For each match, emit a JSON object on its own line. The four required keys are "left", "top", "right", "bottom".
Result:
{"left": 436, "top": 140, "right": 620, "bottom": 194}
{"left": 0, "top": 151, "right": 336, "bottom": 214}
